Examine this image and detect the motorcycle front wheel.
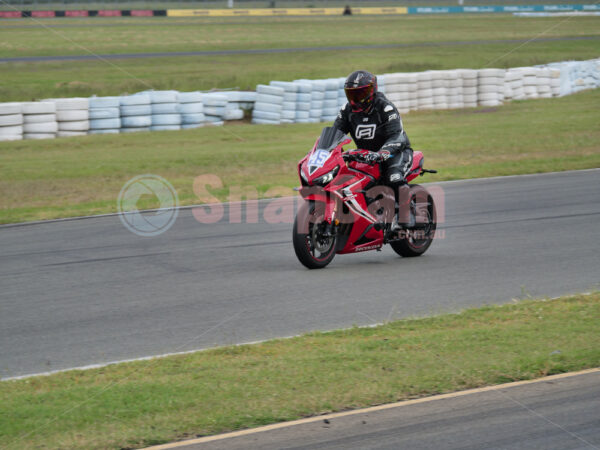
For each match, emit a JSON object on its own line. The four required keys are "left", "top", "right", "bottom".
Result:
{"left": 293, "top": 200, "right": 337, "bottom": 269}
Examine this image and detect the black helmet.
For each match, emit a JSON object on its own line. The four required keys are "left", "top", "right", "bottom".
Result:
{"left": 344, "top": 70, "right": 377, "bottom": 113}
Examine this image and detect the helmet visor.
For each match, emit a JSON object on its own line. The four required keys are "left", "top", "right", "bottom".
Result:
{"left": 345, "top": 84, "right": 375, "bottom": 111}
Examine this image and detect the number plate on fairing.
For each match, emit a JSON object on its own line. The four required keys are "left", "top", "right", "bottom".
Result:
{"left": 308, "top": 149, "right": 331, "bottom": 174}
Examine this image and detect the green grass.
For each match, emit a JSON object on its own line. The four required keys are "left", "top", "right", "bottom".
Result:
{"left": 1, "top": 292, "right": 598, "bottom": 449}
{"left": 1, "top": 88, "right": 599, "bottom": 224}
{"left": 0, "top": 15, "right": 599, "bottom": 100}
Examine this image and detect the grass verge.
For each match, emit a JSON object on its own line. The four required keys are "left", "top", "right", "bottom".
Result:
{"left": 0, "top": 15, "right": 599, "bottom": 100}
{"left": 1, "top": 292, "right": 598, "bottom": 449}
{"left": 0, "top": 88, "right": 599, "bottom": 224}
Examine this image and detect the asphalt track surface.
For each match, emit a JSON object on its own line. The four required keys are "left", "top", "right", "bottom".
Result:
{"left": 1, "top": 36, "right": 598, "bottom": 63}
{"left": 163, "top": 370, "right": 600, "bottom": 450}
{"left": 1, "top": 169, "right": 599, "bottom": 379}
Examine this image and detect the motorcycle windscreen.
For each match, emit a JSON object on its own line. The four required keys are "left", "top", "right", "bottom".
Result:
{"left": 316, "top": 127, "right": 347, "bottom": 152}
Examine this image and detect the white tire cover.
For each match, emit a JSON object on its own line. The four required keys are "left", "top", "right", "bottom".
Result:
{"left": 237, "top": 91, "right": 257, "bottom": 102}
{"left": 479, "top": 100, "right": 501, "bottom": 107}
{"left": 24, "top": 132, "right": 55, "bottom": 139}
{"left": 120, "top": 127, "right": 151, "bottom": 133}
{"left": 478, "top": 76, "right": 504, "bottom": 86}
{"left": 223, "top": 109, "right": 244, "bottom": 121}
{"left": 204, "top": 106, "right": 226, "bottom": 117}
{"left": 281, "top": 110, "right": 296, "bottom": 120}
{"left": 256, "top": 85, "right": 284, "bottom": 96}
{"left": 89, "top": 108, "right": 120, "bottom": 119}
{"left": 0, "top": 134, "right": 22, "bottom": 141}
{"left": 479, "top": 68, "right": 505, "bottom": 78}
{"left": 179, "top": 103, "right": 203, "bottom": 114}
{"left": 58, "top": 131, "right": 87, "bottom": 137}
{"left": 22, "top": 102, "right": 56, "bottom": 114}
{"left": 89, "top": 96, "right": 120, "bottom": 108}
{"left": 177, "top": 91, "right": 203, "bottom": 103}
{"left": 295, "top": 110, "right": 309, "bottom": 119}
{"left": 221, "top": 91, "right": 242, "bottom": 102}
{"left": 0, "top": 102, "right": 22, "bottom": 115}
{"left": 23, "top": 121, "right": 58, "bottom": 133}
{"left": 181, "top": 123, "right": 204, "bottom": 130}
{"left": 181, "top": 113, "right": 205, "bottom": 124}
{"left": 252, "top": 110, "right": 281, "bottom": 121}
{"left": 479, "top": 92, "right": 499, "bottom": 101}
{"left": 152, "top": 103, "right": 180, "bottom": 115}
{"left": 89, "top": 118, "right": 121, "bottom": 129}
{"left": 0, "top": 125, "right": 23, "bottom": 135}
{"left": 23, "top": 113, "right": 56, "bottom": 124}
{"left": 88, "top": 129, "right": 120, "bottom": 135}
{"left": 147, "top": 90, "right": 178, "bottom": 104}
{"left": 56, "top": 109, "right": 89, "bottom": 121}
{"left": 270, "top": 81, "right": 298, "bottom": 92}
{"left": 255, "top": 93, "right": 284, "bottom": 105}
{"left": 0, "top": 113, "right": 23, "bottom": 126}
{"left": 251, "top": 118, "right": 280, "bottom": 125}
{"left": 45, "top": 97, "right": 89, "bottom": 110}
{"left": 119, "top": 94, "right": 150, "bottom": 106}
{"left": 202, "top": 94, "right": 228, "bottom": 107}
{"left": 120, "top": 105, "right": 152, "bottom": 117}
{"left": 121, "top": 115, "right": 152, "bottom": 128}
{"left": 254, "top": 102, "right": 283, "bottom": 113}
{"left": 151, "top": 114, "right": 181, "bottom": 126}
{"left": 150, "top": 125, "right": 181, "bottom": 131}
{"left": 58, "top": 120, "right": 89, "bottom": 132}
{"left": 478, "top": 84, "right": 500, "bottom": 94}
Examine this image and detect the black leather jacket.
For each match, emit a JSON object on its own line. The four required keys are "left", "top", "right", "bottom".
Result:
{"left": 333, "top": 92, "right": 410, "bottom": 156}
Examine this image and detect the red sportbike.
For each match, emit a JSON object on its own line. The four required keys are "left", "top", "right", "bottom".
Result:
{"left": 293, "top": 127, "right": 438, "bottom": 269}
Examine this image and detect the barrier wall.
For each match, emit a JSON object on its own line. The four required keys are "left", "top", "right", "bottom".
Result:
{"left": 252, "top": 58, "right": 600, "bottom": 125}
{"left": 0, "top": 58, "right": 598, "bottom": 140}
{"left": 1, "top": 4, "right": 599, "bottom": 18}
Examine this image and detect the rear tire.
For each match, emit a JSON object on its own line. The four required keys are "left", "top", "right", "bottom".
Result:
{"left": 293, "top": 201, "right": 336, "bottom": 269}
{"left": 390, "top": 185, "right": 437, "bottom": 257}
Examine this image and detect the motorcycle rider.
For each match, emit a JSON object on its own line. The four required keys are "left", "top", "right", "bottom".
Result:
{"left": 333, "top": 70, "right": 413, "bottom": 229}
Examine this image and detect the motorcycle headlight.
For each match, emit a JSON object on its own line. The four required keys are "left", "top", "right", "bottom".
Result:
{"left": 313, "top": 165, "right": 340, "bottom": 186}
{"left": 300, "top": 166, "right": 308, "bottom": 184}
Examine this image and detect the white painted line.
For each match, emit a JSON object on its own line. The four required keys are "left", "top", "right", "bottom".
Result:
{"left": 143, "top": 368, "right": 600, "bottom": 449}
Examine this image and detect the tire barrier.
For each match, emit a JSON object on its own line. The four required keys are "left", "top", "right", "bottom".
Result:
{"left": 0, "top": 103, "right": 23, "bottom": 141}
{"left": 90, "top": 97, "right": 122, "bottom": 134}
{"left": 1, "top": 58, "right": 598, "bottom": 143}
{"left": 45, "top": 97, "right": 89, "bottom": 137}
{"left": 21, "top": 101, "right": 57, "bottom": 140}
{"left": 118, "top": 93, "right": 149, "bottom": 134}
{"left": 259, "top": 57, "right": 599, "bottom": 125}
{"left": 178, "top": 91, "right": 204, "bottom": 129}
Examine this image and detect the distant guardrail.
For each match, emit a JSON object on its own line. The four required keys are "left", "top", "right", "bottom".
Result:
{"left": 1, "top": 4, "right": 599, "bottom": 17}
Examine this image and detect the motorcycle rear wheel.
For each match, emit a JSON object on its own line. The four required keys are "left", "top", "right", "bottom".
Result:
{"left": 293, "top": 201, "right": 337, "bottom": 269}
{"left": 390, "top": 185, "right": 437, "bottom": 257}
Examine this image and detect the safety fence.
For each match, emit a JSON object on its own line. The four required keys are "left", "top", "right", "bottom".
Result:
{"left": 1, "top": 4, "right": 599, "bottom": 17}
{"left": 0, "top": 58, "right": 598, "bottom": 140}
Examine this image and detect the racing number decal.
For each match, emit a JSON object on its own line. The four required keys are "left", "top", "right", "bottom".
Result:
{"left": 308, "top": 149, "right": 331, "bottom": 174}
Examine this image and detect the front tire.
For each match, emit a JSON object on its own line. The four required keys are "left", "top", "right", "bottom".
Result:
{"left": 293, "top": 201, "right": 337, "bottom": 269}
{"left": 390, "top": 185, "right": 437, "bottom": 257}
